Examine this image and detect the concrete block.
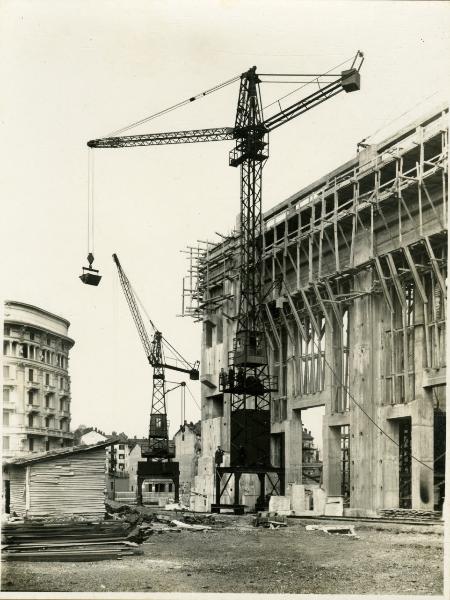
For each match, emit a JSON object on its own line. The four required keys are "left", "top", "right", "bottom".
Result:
{"left": 324, "top": 495, "right": 344, "bottom": 516}
{"left": 242, "top": 494, "right": 258, "bottom": 512}
{"left": 269, "top": 495, "right": 291, "bottom": 514}
{"left": 291, "top": 484, "right": 306, "bottom": 513}
{"left": 312, "top": 488, "right": 326, "bottom": 515}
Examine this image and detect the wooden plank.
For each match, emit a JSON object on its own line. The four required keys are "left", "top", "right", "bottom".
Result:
{"left": 386, "top": 253, "right": 407, "bottom": 309}
{"left": 402, "top": 245, "right": 427, "bottom": 304}
{"left": 299, "top": 288, "right": 321, "bottom": 338}
{"left": 324, "top": 280, "right": 343, "bottom": 328}
{"left": 374, "top": 257, "right": 394, "bottom": 313}
{"left": 284, "top": 285, "right": 307, "bottom": 340}
{"left": 264, "top": 304, "right": 281, "bottom": 350}
{"left": 312, "top": 283, "right": 333, "bottom": 333}
{"left": 423, "top": 236, "right": 446, "bottom": 298}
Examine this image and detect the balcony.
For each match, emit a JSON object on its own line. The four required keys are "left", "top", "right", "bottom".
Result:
{"left": 44, "top": 405, "right": 56, "bottom": 413}
{"left": 25, "top": 427, "right": 47, "bottom": 436}
{"left": 46, "top": 428, "right": 73, "bottom": 439}
{"left": 26, "top": 404, "right": 41, "bottom": 414}
{"left": 3, "top": 401, "right": 15, "bottom": 411}
{"left": 26, "top": 380, "right": 40, "bottom": 390}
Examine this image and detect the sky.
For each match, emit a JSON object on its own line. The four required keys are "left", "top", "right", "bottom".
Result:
{"left": 1, "top": 0, "right": 449, "bottom": 443}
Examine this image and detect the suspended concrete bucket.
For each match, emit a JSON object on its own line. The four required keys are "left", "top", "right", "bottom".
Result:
{"left": 80, "top": 253, "right": 102, "bottom": 286}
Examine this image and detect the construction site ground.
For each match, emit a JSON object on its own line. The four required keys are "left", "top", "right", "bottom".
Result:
{"left": 2, "top": 510, "right": 443, "bottom": 595}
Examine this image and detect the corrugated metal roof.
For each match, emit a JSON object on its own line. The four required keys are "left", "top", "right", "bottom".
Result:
{"left": 4, "top": 438, "right": 119, "bottom": 467}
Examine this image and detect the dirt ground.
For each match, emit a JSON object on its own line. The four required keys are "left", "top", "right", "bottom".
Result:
{"left": 2, "top": 515, "right": 444, "bottom": 595}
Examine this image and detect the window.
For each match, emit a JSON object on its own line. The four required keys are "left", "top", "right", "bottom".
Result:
{"left": 22, "top": 344, "right": 28, "bottom": 359}
{"left": 59, "top": 377, "right": 64, "bottom": 391}
{"left": 118, "top": 454, "right": 125, "bottom": 460}
{"left": 385, "top": 282, "right": 415, "bottom": 404}
{"left": 3, "top": 341, "right": 9, "bottom": 355}
{"left": 168, "top": 483, "right": 173, "bottom": 492}
{"left": 47, "top": 336, "right": 51, "bottom": 345}
{"left": 119, "top": 444, "right": 125, "bottom": 450}
{"left": 45, "top": 394, "right": 52, "bottom": 408}
{"left": 28, "top": 390, "right": 34, "bottom": 405}
{"left": 45, "top": 373, "right": 50, "bottom": 386}
{"left": 28, "top": 369, "right": 34, "bottom": 382}
{"left": 119, "top": 464, "right": 124, "bottom": 471}
{"left": 297, "top": 314, "right": 325, "bottom": 396}
{"left": 3, "top": 366, "right": 10, "bottom": 379}
{"left": 28, "top": 414, "right": 34, "bottom": 428}
{"left": 4, "top": 325, "right": 10, "bottom": 337}
{"left": 3, "top": 411, "right": 10, "bottom": 426}
{"left": 45, "top": 441, "right": 50, "bottom": 451}
{"left": 4, "top": 388, "right": 10, "bottom": 403}
{"left": 3, "top": 436, "right": 10, "bottom": 450}
{"left": 30, "top": 332, "right": 35, "bottom": 341}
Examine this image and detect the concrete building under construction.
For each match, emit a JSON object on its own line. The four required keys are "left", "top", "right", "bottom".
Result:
{"left": 183, "top": 106, "right": 447, "bottom": 516}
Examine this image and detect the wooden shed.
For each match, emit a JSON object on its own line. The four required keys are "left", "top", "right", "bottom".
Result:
{"left": 4, "top": 440, "right": 115, "bottom": 520}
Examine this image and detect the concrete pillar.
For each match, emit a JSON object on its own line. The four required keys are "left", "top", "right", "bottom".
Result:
{"left": 285, "top": 409, "right": 302, "bottom": 484}
{"left": 349, "top": 269, "right": 382, "bottom": 512}
{"left": 323, "top": 425, "right": 341, "bottom": 496}
{"left": 411, "top": 395, "right": 434, "bottom": 509}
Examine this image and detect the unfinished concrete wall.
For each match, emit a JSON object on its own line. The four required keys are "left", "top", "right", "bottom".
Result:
{"left": 188, "top": 107, "right": 447, "bottom": 515}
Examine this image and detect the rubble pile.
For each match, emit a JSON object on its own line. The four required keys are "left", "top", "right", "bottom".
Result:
{"left": 253, "top": 512, "right": 288, "bottom": 529}
{"left": 378, "top": 508, "right": 442, "bottom": 522}
{"left": 104, "top": 501, "right": 218, "bottom": 539}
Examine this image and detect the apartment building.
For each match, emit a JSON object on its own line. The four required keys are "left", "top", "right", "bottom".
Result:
{"left": 3, "top": 301, "right": 75, "bottom": 459}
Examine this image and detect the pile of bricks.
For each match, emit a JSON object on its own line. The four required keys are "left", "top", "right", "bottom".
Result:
{"left": 378, "top": 508, "right": 441, "bottom": 522}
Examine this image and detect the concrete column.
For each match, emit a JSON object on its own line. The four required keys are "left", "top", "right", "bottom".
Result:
{"left": 411, "top": 395, "right": 434, "bottom": 509}
{"left": 285, "top": 409, "right": 302, "bottom": 484}
{"left": 323, "top": 425, "right": 341, "bottom": 496}
{"left": 348, "top": 269, "right": 383, "bottom": 512}
{"left": 411, "top": 286, "right": 434, "bottom": 509}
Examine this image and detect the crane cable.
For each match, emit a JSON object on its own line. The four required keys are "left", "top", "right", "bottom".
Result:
{"left": 132, "top": 279, "right": 195, "bottom": 370}
{"left": 262, "top": 53, "right": 359, "bottom": 112}
{"left": 106, "top": 73, "right": 241, "bottom": 138}
{"left": 87, "top": 148, "right": 95, "bottom": 254}
{"left": 185, "top": 383, "right": 201, "bottom": 411}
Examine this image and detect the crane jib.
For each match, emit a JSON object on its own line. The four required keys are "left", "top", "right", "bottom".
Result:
{"left": 87, "top": 127, "right": 235, "bottom": 148}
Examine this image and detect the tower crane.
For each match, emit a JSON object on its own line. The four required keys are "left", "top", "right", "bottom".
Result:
{"left": 113, "top": 253, "right": 199, "bottom": 502}
{"left": 89, "top": 52, "right": 364, "bottom": 513}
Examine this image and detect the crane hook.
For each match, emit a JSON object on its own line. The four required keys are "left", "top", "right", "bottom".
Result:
{"left": 79, "top": 253, "right": 102, "bottom": 286}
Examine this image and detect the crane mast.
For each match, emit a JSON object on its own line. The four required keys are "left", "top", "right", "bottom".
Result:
{"left": 113, "top": 253, "right": 198, "bottom": 463}
{"left": 89, "top": 53, "right": 363, "bottom": 512}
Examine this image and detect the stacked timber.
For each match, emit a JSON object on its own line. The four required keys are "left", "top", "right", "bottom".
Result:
{"left": 378, "top": 508, "right": 442, "bottom": 522}
{"left": 2, "top": 520, "right": 143, "bottom": 561}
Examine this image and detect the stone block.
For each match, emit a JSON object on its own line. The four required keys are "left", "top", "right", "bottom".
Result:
{"left": 242, "top": 494, "right": 258, "bottom": 512}
{"left": 312, "top": 488, "right": 326, "bottom": 515}
{"left": 324, "top": 495, "right": 344, "bottom": 516}
{"left": 291, "top": 484, "right": 306, "bottom": 513}
{"left": 269, "top": 495, "right": 291, "bottom": 514}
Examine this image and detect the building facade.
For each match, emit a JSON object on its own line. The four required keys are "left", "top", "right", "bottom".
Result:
{"left": 183, "top": 106, "right": 447, "bottom": 515}
{"left": 3, "top": 301, "right": 75, "bottom": 459}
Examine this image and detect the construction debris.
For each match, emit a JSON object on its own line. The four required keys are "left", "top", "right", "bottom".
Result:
{"left": 171, "top": 519, "right": 211, "bottom": 531}
{"left": 253, "top": 512, "right": 288, "bottom": 529}
{"left": 2, "top": 520, "right": 143, "bottom": 561}
{"left": 378, "top": 509, "right": 442, "bottom": 522}
{"left": 305, "top": 524, "right": 358, "bottom": 537}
